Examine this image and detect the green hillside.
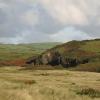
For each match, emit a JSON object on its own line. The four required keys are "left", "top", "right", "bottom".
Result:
{"left": 39, "top": 39, "right": 100, "bottom": 72}
{"left": 46, "top": 39, "right": 100, "bottom": 59}
{"left": 0, "top": 42, "right": 60, "bottom": 61}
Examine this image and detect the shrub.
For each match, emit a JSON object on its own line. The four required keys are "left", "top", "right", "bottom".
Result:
{"left": 76, "top": 87, "right": 100, "bottom": 98}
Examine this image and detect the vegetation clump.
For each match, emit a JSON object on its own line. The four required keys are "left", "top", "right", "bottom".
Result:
{"left": 76, "top": 87, "right": 100, "bottom": 98}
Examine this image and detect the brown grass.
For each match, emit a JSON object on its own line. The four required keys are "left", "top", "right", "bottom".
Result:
{"left": 0, "top": 67, "right": 100, "bottom": 100}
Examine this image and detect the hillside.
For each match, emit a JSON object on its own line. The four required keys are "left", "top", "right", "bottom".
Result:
{"left": 26, "top": 39, "right": 100, "bottom": 72}
{"left": 45, "top": 39, "right": 100, "bottom": 58}
{"left": 0, "top": 42, "right": 60, "bottom": 66}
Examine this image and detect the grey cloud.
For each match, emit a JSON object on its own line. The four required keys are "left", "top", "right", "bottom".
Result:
{"left": 0, "top": 0, "right": 100, "bottom": 43}
{"left": 39, "top": 0, "right": 100, "bottom": 36}
{"left": 0, "top": 0, "right": 61, "bottom": 37}
{"left": 33, "top": 4, "right": 63, "bottom": 34}
{"left": 0, "top": 0, "right": 37, "bottom": 37}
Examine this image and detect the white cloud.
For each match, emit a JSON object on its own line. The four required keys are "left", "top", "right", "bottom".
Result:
{"left": 39, "top": 0, "right": 89, "bottom": 25}
{"left": 20, "top": 10, "right": 39, "bottom": 26}
{"left": 0, "top": 2, "right": 7, "bottom": 8}
{"left": 50, "top": 27, "right": 92, "bottom": 42}
{"left": 0, "top": 0, "right": 100, "bottom": 43}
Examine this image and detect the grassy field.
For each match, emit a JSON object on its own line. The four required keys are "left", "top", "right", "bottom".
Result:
{"left": 0, "top": 67, "right": 100, "bottom": 100}
{"left": 0, "top": 43, "right": 60, "bottom": 61}
{"left": 0, "top": 43, "right": 60, "bottom": 66}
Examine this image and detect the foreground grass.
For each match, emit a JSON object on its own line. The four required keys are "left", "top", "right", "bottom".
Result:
{"left": 0, "top": 67, "right": 100, "bottom": 100}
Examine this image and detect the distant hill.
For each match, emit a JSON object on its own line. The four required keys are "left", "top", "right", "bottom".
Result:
{"left": 45, "top": 39, "right": 100, "bottom": 59}
{"left": 26, "top": 39, "right": 100, "bottom": 72}
{"left": 0, "top": 42, "right": 60, "bottom": 66}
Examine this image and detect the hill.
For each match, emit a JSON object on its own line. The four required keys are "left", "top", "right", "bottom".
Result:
{"left": 26, "top": 39, "right": 100, "bottom": 72}
{"left": 0, "top": 42, "right": 60, "bottom": 66}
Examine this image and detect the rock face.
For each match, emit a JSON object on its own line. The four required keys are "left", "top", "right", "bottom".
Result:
{"left": 26, "top": 50, "right": 89, "bottom": 68}
{"left": 26, "top": 56, "right": 43, "bottom": 66}
{"left": 61, "top": 57, "right": 78, "bottom": 68}
{"left": 41, "top": 51, "right": 61, "bottom": 66}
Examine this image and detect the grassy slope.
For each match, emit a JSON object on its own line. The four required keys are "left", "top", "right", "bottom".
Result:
{"left": 0, "top": 43, "right": 60, "bottom": 61}
{"left": 70, "top": 39, "right": 100, "bottom": 72}
{"left": 49, "top": 39, "right": 100, "bottom": 58}
{"left": 44, "top": 39, "right": 100, "bottom": 72}
{"left": 0, "top": 42, "right": 60, "bottom": 66}
{"left": 0, "top": 67, "right": 100, "bottom": 100}
{"left": 0, "top": 39, "right": 100, "bottom": 72}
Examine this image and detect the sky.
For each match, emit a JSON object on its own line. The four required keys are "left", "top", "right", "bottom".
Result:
{"left": 0, "top": 0, "right": 100, "bottom": 44}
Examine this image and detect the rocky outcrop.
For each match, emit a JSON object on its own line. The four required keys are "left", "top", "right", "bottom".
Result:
{"left": 60, "top": 57, "right": 78, "bottom": 68}
{"left": 26, "top": 50, "right": 89, "bottom": 68}
{"left": 26, "top": 55, "right": 43, "bottom": 65}
{"left": 25, "top": 39, "right": 100, "bottom": 71}
{"left": 41, "top": 51, "right": 61, "bottom": 65}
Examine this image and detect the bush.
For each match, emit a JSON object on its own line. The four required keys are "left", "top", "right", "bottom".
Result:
{"left": 76, "top": 87, "right": 100, "bottom": 98}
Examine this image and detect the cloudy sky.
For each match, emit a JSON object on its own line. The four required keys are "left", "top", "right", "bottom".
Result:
{"left": 0, "top": 0, "right": 100, "bottom": 44}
